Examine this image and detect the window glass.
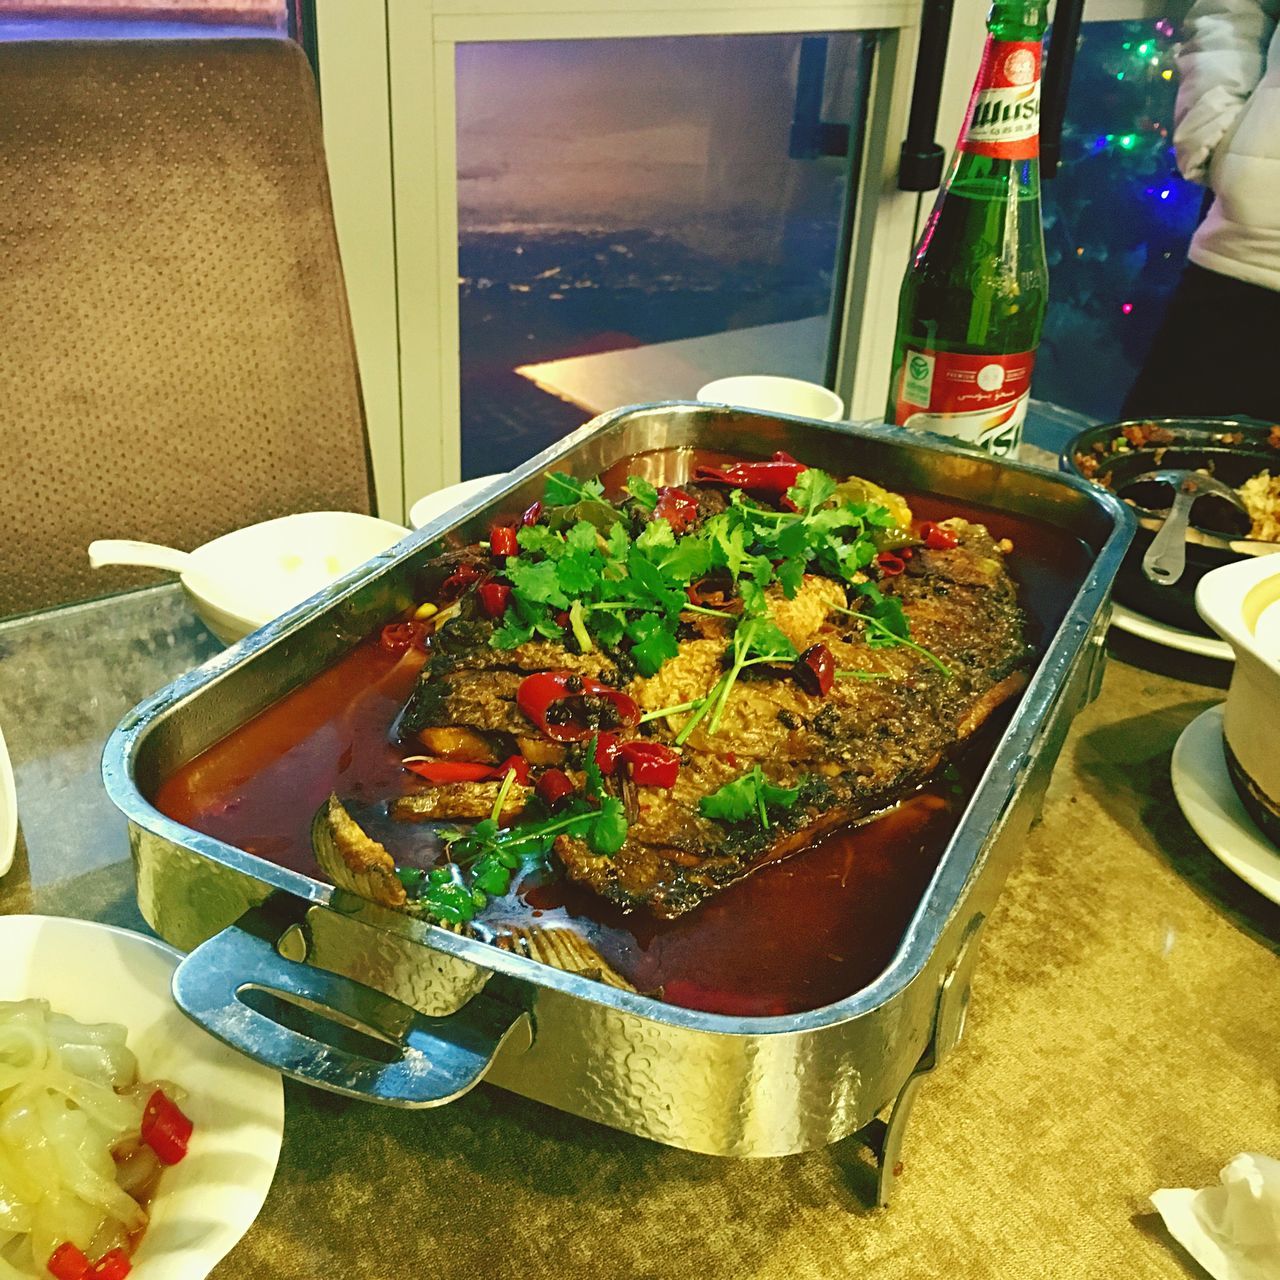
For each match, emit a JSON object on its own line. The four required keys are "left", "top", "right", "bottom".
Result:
{"left": 455, "top": 33, "right": 873, "bottom": 478}
{"left": 1034, "top": 17, "right": 1202, "bottom": 420}
{"left": 0, "top": 0, "right": 296, "bottom": 40}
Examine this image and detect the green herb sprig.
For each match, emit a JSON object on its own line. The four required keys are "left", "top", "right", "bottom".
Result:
{"left": 491, "top": 464, "right": 941, "bottom": 726}
{"left": 399, "top": 735, "right": 628, "bottom": 925}
{"left": 698, "top": 764, "right": 805, "bottom": 829}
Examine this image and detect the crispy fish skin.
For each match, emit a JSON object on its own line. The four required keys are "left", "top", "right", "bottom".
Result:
{"left": 314, "top": 794, "right": 636, "bottom": 989}
{"left": 396, "top": 518, "right": 1029, "bottom": 919}
{"left": 394, "top": 780, "right": 532, "bottom": 824}
{"left": 555, "top": 519, "right": 1030, "bottom": 917}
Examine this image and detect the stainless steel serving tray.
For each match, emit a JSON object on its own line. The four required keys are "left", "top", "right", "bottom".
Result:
{"left": 103, "top": 405, "right": 1133, "bottom": 1204}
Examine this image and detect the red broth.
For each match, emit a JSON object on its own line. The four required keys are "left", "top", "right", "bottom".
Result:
{"left": 154, "top": 483, "right": 1091, "bottom": 1017}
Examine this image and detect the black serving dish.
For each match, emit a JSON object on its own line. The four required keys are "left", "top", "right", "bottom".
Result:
{"left": 1061, "top": 417, "right": 1280, "bottom": 635}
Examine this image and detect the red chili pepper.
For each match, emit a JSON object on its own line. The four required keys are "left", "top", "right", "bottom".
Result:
{"left": 516, "top": 672, "right": 640, "bottom": 742}
{"left": 686, "top": 576, "right": 734, "bottom": 609}
{"left": 919, "top": 521, "right": 959, "bottom": 551}
{"left": 477, "top": 581, "right": 511, "bottom": 618}
{"left": 521, "top": 500, "right": 543, "bottom": 527}
{"left": 653, "top": 486, "right": 700, "bottom": 533}
{"left": 489, "top": 524, "right": 519, "bottom": 559}
{"left": 439, "top": 563, "right": 484, "bottom": 602}
{"left": 496, "top": 755, "right": 530, "bottom": 785}
{"left": 554, "top": 610, "right": 571, "bottom": 628}
{"left": 47, "top": 1243, "right": 92, "bottom": 1280}
{"left": 618, "top": 740, "right": 680, "bottom": 787}
{"left": 535, "top": 767, "right": 575, "bottom": 808}
{"left": 692, "top": 451, "right": 808, "bottom": 496}
{"left": 140, "top": 1089, "right": 193, "bottom": 1166}
{"left": 795, "top": 643, "right": 835, "bottom": 697}
{"left": 88, "top": 1252, "right": 131, "bottom": 1280}
{"left": 379, "top": 620, "right": 430, "bottom": 655}
{"left": 876, "top": 552, "right": 905, "bottom": 577}
{"left": 404, "top": 756, "right": 529, "bottom": 785}
{"left": 594, "top": 731, "right": 621, "bottom": 776}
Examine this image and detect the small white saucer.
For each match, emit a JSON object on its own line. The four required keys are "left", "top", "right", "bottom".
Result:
{"left": 1171, "top": 705, "right": 1280, "bottom": 904}
{"left": 409, "top": 474, "right": 506, "bottom": 530}
{"left": 0, "top": 915, "right": 284, "bottom": 1278}
{"left": 1111, "top": 602, "right": 1234, "bottom": 663}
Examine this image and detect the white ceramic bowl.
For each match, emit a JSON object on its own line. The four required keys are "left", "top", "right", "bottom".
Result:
{"left": 180, "top": 511, "right": 409, "bottom": 645}
{"left": 1196, "top": 554, "right": 1280, "bottom": 841}
{"left": 0, "top": 915, "right": 284, "bottom": 1280}
{"left": 409, "top": 474, "right": 506, "bottom": 530}
{"left": 696, "top": 375, "right": 845, "bottom": 422}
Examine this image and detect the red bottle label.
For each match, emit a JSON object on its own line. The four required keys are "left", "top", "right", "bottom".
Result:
{"left": 893, "top": 347, "right": 1036, "bottom": 458}
{"left": 959, "top": 39, "right": 1042, "bottom": 160}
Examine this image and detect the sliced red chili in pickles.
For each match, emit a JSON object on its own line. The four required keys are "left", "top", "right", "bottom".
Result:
{"left": 404, "top": 756, "right": 529, "bottom": 785}
{"left": 652, "top": 486, "right": 700, "bottom": 533}
{"left": 794, "top": 643, "right": 835, "bottom": 697}
{"left": 692, "top": 451, "right": 808, "bottom": 496}
{"left": 489, "top": 524, "right": 519, "bottom": 559}
{"left": 87, "top": 1249, "right": 129, "bottom": 1280}
{"left": 876, "top": 551, "right": 905, "bottom": 577}
{"left": 618, "top": 740, "right": 680, "bottom": 787}
{"left": 379, "top": 620, "right": 430, "bottom": 655}
{"left": 477, "top": 581, "right": 512, "bottom": 618}
{"left": 516, "top": 672, "right": 640, "bottom": 742}
{"left": 521, "top": 500, "right": 543, "bottom": 527}
{"left": 139, "top": 1089, "right": 193, "bottom": 1166}
{"left": 535, "top": 767, "right": 575, "bottom": 808}
{"left": 919, "top": 521, "right": 959, "bottom": 551}
{"left": 88, "top": 1251, "right": 131, "bottom": 1280}
{"left": 47, "top": 1243, "right": 92, "bottom": 1280}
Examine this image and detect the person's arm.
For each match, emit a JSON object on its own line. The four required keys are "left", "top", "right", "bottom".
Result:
{"left": 1173, "top": 0, "right": 1280, "bottom": 183}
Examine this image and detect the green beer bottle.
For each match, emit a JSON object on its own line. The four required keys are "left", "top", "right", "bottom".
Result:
{"left": 886, "top": 0, "right": 1049, "bottom": 458}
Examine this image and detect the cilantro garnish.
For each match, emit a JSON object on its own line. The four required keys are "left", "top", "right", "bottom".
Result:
{"left": 543, "top": 471, "right": 605, "bottom": 505}
{"left": 403, "top": 736, "right": 630, "bottom": 924}
{"left": 832, "top": 593, "right": 952, "bottom": 677}
{"left": 698, "top": 764, "right": 804, "bottom": 829}
{"left": 491, "top": 464, "right": 939, "bottom": 723}
{"left": 669, "top": 604, "right": 798, "bottom": 745}
{"left": 624, "top": 475, "right": 659, "bottom": 510}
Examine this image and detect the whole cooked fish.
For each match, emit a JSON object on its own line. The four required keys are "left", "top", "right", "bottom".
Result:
{"left": 389, "top": 510, "right": 1029, "bottom": 919}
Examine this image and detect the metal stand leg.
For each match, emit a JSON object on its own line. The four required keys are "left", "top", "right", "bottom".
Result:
{"left": 848, "top": 1055, "right": 934, "bottom": 1208}
{"left": 839, "top": 912, "right": 987, "bottom": 1209}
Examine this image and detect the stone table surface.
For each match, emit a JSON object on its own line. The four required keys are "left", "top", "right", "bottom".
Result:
{"left": 1, "top": 585, "right": 1277, "bottom": 1280}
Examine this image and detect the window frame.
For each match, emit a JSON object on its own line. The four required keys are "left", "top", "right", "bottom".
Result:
{"left": 312, "top": 0, "right": 1188, "bottom": 519}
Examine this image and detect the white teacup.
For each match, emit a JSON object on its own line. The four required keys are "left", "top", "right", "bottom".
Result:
{"left": 696, "top": 375, "right": 845, "bottom": 422}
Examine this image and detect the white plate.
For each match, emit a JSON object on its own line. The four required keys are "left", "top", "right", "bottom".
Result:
{"left": 0, "top": 915, "right": 284, "bottom": 1279}
{"left": 1110, "top": 602, "right": 1234, "bottom": 662}
{"left": 1170, "top": 705, "right": 1280, "bottom": 905}
{"left": 409, "top": 474, "right": 506, "bottom": 530}
{"left": 0, "top": 722, "right": 15, "bottom": 877}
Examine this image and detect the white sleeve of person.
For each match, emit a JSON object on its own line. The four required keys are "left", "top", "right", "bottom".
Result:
{"left": 1173, "top": 0, "right": 1280, "bottom": 183}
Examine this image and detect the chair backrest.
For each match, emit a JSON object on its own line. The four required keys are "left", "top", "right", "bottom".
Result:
{"left": 0, "top": 38, "right": 375, "bottom": 617}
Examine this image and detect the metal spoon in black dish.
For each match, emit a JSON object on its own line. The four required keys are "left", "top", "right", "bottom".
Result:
{"left": 1118, "top": 469, "right": 1252, "bottom": 587}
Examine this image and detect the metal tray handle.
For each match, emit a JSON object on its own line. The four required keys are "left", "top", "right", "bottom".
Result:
{"left": 172, "top": 897, "right": 532, "bottom": 1107}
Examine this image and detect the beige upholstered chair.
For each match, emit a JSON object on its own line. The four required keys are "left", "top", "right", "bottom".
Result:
{"left": 0, "top": 38, "right": 375, "bottom": 618}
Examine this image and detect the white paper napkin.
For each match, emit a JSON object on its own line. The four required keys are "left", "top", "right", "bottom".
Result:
{"left": 1151, "top": 1153, "right": 1280, "bottom": 1280}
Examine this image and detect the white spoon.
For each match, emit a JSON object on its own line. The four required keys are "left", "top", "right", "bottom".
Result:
{"left": 88, "top": 539, "right": 194, "bottom": 575}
